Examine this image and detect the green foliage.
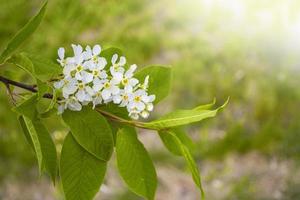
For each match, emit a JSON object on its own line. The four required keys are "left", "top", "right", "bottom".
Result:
{"left": 135, "top": 66, "right": 171, "bottom": 104}
{"left": 7, "top": 52, "right": 60, "bottom": 106}
{"left": 194, "top": 98, "right": 216, "bottom": 111}
{"left": 116, "top": 127, "right": 157, "bottom": 200}
{"left": 0, "top": 1, "right": 47, "bottom": 64}
{"left": 25, "top": 53, "right": 61, "bottom": 81}
{"left": 8, "top": 53, "right": 61, "bottom": 81}
{"left": 159, "top": 128, "right": 194, "bottom": 156}
{"left": 60, "top": 133, "right": 107, "bottom": 200}
{"left": 0, "top": 1, "right": 233, "bottom": 199}
{"left": 161, "top": 130, "right": 205, "bottom": 199}
{"left": 15, "top": 95, "right": 57, "bottom": 183}
{"left": 144, "top": 98, "right": 228, "bottom": 129}
{"left": 62, "top": 107, "right": 114, "bottom": 161}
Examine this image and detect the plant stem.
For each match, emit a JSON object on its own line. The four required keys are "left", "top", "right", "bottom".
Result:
{"left": 95, "top": 108, "right": 155, "bottom": 130}
{"left": 0, "top": 75, "right": 54, "bottom": 99}
{"left": 0, "top": 75, "right": 157, "bottom": 131}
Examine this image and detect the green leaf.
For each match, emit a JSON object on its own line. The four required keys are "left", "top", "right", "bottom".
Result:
{"left": 135, "top": 65, "right": 171, "bottom": 104}
{"left": 31, "top": 119, "right": 58, "bottom": 183}
{"left": 18, "top": 117, "right": 57, "bottom": 183}
{"left": 13, "top": 94, "right": 38, "bottom": 119}
{"left": 8, "top": 53, "right": 61, "bottom": 82}
{"left": 159, "top": 128, "right": 194, "bottom": 156}
{"left": 144, "top": 98, "right": 229, "bottom": 129}
{"left": 116, "top": 127, "right": 157, "bottom": 200}
{"left": 18, "top": 116, "right": 35, "bottom": 150}
{"left": 8, "top": 53, "right": 34, "bottom": 75}
{"left": 62, "top": 107, "right": 114, "bottom": 161}
{"left": 194, "top": 98, "right": 216, "bottom": 111}
{"left": 20, "top": 116, "right": 43, "bottom": 172}
{"left": 14, "top": 95, "right": 57, "bottom": 183}
{"left": 0, "top": 1, "right": 48, "bottom": 64}
{"left": 99, "top": 103, "right": 130, "bottom": 145}
{"left": 60, "top": 133, "right": 107, "bottom": 200}
{"left": 144, "top": 109, "right": 217, "bottom": 129}
{"left": 165, "top": 131, "right": 205, "bottom": 199}
{"left": 8, "top": 53, "right": 59, "bottom": 102}
{"left": 26, "top": 53, "right": 61, "bottom": 81}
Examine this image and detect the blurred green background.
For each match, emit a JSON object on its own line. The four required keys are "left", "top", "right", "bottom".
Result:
{"left": 1, "top": 0, "right": 300, "bottom": 199}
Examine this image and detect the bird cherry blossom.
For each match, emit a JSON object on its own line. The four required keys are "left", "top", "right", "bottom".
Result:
{"left": 53, "top": 44, "right": 156, "bottom": 119}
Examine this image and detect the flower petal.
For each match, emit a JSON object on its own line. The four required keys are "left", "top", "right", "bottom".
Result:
{"left": 113, "top": 95, "right": 122, "bottom": 104}
{"left": 111, "top": 85, "right": 120, "bottom": 95}
{"left": 97, "top": 57, "right": 107, "bottom": 69}
{"left": 68, "top": 100, "right": 82, "bottom": 111}
{"left": 119, "top": 56, "right": 126, "bottom": 66}
{"left": 93, "top": 78, "right": 103, "bottom": 91}
{"left": 81, "top": 71, "right": 93, "bottom": 83}
{"left": 102, "top": 89, "right": 111, "bottom": 100}
{"left": 54, "top": 80, "right": 64, "bottom": 89}
{"left": 93, "top": 45, "right": 101, "bottom": 55}
{"left": 136, "top": 101, "right": 145, "bottom": 111}
{"left": 129, "top": 78, "right": 139, "bottom": 86}
{"left": 75, "top": 90, "right": 86, "bottom": 102}
{"left": 125, "top": 64, "right": 137, "bottom": 77}
{"left": 111, "top": 54, "right": 118, "bottom": 64}
{"left": 58, "top": 47, "right": 65, "bottom": 60}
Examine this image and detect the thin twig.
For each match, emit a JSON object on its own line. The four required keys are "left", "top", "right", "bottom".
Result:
{"left": 4, "top": 83, "right": 16, "bottom": 105}
{"left": 95, "top": 108, "right": 155, "bottom": 130}
{"left": 0, "top": 75, "right": 54, "bottom": 99}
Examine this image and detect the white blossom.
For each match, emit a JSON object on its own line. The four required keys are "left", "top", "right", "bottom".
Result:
{"left": 101, "top": 79, "right": 120, "bottom": 101}
{"left": 110, "top": 54, "right": 126, "bottom": 83}
{"left": 121, "top": 64, "right": 139, "bottom": 92}
{"left": 54, "top": 44, "right": 156, "bottom": 120}
{"left": 57, "top": 47, "right": 65, "bottom": 66}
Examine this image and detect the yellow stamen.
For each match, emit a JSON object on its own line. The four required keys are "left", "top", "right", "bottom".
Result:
{"left": 104, "top": 82, "right": 110, "bottom": 88}
{"left": 134, "top": 96, "right": 141, "bottom": 102}
{"left": 122, "top": 78, "right": 128, "bottom": 85}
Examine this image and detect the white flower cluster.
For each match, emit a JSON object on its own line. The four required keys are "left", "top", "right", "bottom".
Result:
{"left": 53, "top": 44, "right": 155, "bottom": 119}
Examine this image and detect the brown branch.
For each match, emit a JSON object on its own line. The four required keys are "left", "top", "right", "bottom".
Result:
{"left": 0, "top": 75, "right": 53, "bottom": 99}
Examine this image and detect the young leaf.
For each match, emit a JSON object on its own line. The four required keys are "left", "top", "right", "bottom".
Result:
{"left": 60, "top": 133, "right": 107, "bottom": 200}
{"left": 0, "top": 1, "right": 48, "bottom": 64}
{"left": 144, "top": 109, "right": 217, "bottom": 129}
{"left": 62, "top": 107, "right": 114, "bottom": 161}
{"left": 135, "top": 66, "right": 171, "bottom": 104}
{"left": 144, "top": 99, "right": 229, "bottom": 129}
{"left": 116, "top": 127, "right": 157, "bottom": 200}
{"left": 194, "top": 98, "right": 216, "bottom": 111}
{"left": 159, "top": 128, "right": 194, "bottom": 156}
{"left": 165, "top": 131, "right": 205, "bottom": 199}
